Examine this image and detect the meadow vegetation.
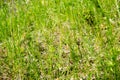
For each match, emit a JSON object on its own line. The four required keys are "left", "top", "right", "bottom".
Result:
{"left": 0, "top": 0, "right": 120, "bottom": 79}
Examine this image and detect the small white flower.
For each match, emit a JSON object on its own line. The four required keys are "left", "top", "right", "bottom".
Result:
{"left": 109, "top": 18, "right": 115, "bottom": 25}
{"left": 26, "top": 0, "right": 29, "bottom": 4}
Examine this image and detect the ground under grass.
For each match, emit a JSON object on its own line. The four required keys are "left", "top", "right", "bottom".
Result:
{"left": 0, "top": 0, "right": 120, "bottom": 80}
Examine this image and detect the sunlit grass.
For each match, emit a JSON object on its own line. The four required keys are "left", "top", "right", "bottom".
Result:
{"left": 0, "top": 0, "right": 120, "bottom": 79}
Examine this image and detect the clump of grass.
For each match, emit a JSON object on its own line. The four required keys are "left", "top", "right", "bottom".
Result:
{"left": 0, "top": 0, "right": 120, "bottom": 79}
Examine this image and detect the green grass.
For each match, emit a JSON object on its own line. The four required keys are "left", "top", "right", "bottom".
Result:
{"left": 0, "top": 0, "right": 120, "bottom": 79}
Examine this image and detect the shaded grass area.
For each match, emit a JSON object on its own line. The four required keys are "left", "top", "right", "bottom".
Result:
{"left": 0, "top": 0, "right": 120, "bottom": 79}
